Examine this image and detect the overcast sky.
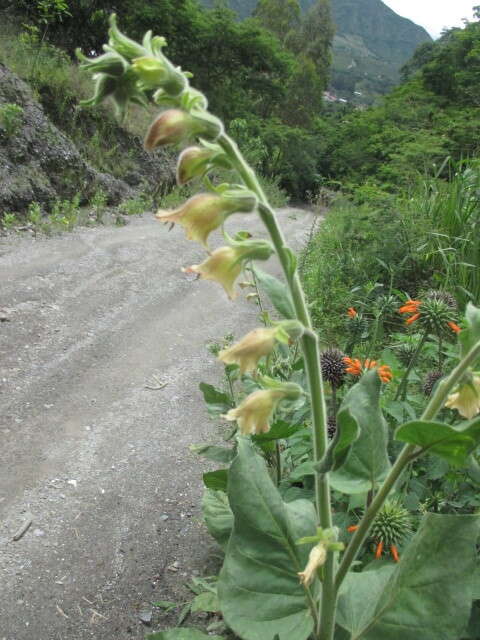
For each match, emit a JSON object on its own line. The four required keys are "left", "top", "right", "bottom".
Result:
{"left": 382, "top": 0, "right": 476, "bottom": 38}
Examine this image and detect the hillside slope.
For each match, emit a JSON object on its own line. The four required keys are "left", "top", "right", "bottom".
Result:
{"left": 201, "top": 0, "right": 432, "bottom": 100}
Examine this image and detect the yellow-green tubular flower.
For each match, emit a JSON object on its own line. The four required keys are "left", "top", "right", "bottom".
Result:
{"left": 155, "top": 190, "right": 257, "bottom": 249}
{"left": 298, "top": 544, "right": 327, "bottom": 587}
{"left": 445, "top": 374, "right": 480, "bottom": 419}
{"left": 183, "top": 239, "right": 273, "bottom": 300}
{"left": 144, "top": 109, "right": 223, "bottom": 150}
{"left": 222, "top": 382, "right": 302, "bottom": 435}
{"left": 131, "top": 56, "right": 186, "bottom": 96}
{"left": 218, "top": 320, "right": 304, "bottom": 374}
{"left": 107, "top": 14, "right": 148, "bottom": 61}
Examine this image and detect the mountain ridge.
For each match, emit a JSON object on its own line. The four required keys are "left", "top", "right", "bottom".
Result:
{"left": 201, "top": 0, "right": 432, "bottom": 100}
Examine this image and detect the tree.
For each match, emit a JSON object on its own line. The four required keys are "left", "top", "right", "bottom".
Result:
{"left": 253, "top": 0, "right": 301, "bottom": 44}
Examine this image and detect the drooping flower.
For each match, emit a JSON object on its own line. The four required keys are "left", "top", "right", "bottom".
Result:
{"left": 218, "top": 321, "right": 304, "bottom": 374}
{"left": 156, "top": 191, "right": 256, "bottom": 248}
{"left": 183, "top": 240, "right": 273, "bottom": 300}
{"left": 445, "top": 375, "right": 480, "bottom": 419}
{"left": 223, "top": 383, "right": 301, "bottom": 435}
{"left": 297, "top": 544, "right": 327, "bottom": 587}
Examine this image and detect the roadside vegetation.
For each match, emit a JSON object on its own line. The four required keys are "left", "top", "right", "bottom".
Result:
{"left": 1, "top": 1, "right": 480, "bottom": 639}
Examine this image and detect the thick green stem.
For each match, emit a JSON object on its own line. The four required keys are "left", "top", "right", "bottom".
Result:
{"left": 394, "top": 328, "right": 429, "bottom": 401}
{"left": 335, "top": 337, "right": 480, "bottom": 592}
{"left": 218, "top": 134, "right": 336, "bottom": 640}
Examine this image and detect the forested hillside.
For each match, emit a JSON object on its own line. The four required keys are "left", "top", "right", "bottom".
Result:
{"left": 201, "top": 0, "right": 432, "bottom": 100}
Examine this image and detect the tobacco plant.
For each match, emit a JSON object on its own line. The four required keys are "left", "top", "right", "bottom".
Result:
{"left": 78, "top": 17, "right": 480, "bottom": 640}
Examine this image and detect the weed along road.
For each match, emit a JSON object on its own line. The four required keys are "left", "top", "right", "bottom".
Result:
{"left": 0, "top": 207, "right": 315, "bottom": 639}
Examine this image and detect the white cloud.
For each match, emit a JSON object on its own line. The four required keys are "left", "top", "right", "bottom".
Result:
{"left": 382, "top": 0, "right": 476, "bottom": 38}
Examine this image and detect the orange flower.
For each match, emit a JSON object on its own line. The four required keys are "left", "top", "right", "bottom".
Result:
{"left": 343, "top": 358, "right": 393, "bottom": 384}
{"left": 378, "top": 365, "right": 393, "bottom": 383}
{"left": 447, "top": 321, "right": 461, "bottom": 334}
{"left": 405, "top": 312, "right": 420, "bottom": 326}
{"left": 347, "top": 307, "right": 357, "bottom": 318}
{"left": 375, "top": 540, "right": 384, "bottom": 559}
{"left": 399, "top": 299, "right": 421, "bottom": 314}
{"left": 343, "top": 357, "right": 362, "bottom": 376}
{"left": 347, "top": 525, "right": 359, "bottom": 533}
{"left": 390, "top": 545, "right": 399, "bottom": 563}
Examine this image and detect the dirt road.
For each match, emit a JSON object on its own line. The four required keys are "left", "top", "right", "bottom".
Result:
{"left": 0, "top": 207, "right": 315, "bottom": 640}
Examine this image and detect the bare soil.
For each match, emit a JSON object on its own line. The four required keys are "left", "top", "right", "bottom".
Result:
{"left": 0, "top": 207, "right": 314, "bottom": 639}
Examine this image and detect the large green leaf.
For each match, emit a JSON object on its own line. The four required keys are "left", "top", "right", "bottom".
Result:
{"left": 202, "top": 469, "right": 228, "bottom": 491}
{"left": 201, "top": 489, "right": 233, "bottom": 550}
{"left": 395, "top": 418, "right": 480, "bottom": 466}
{"left": 147, "top": 630, "right": 223, "bottom": 640}
{"left": 337, "top": 513, "right": 480, "bottom": 640}
{"left": 251, "top": 265, "right": 295, "bottom": 319}
{"left": 191, "top": 443, "right": 235, "bottom": 464}
{"left": 218, "top": 437, "right": 316, "bottom": 640}
{"left": 330, "top": 371, "right": 391, "bottom": 494}
{"left": 199, "top": 382, "right": 232, "bottom": 417}
{"left": 317, "top": 406, "right": 360, "bottom": 474}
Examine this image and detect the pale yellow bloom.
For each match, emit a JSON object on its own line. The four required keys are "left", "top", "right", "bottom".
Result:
{"left": 218, "top": 328, "right": 277, "bottom": 374}
{"left": 156, "top": 193, "right": 230, "bottom": 248}
{"left": 223, "top": 389, "right": 285, "bottom": 435}
{"left": 298, "top": 544, "right": 327, "bottom": 587}
{"left": 445, "top": 375, "right": 480, "bottom": 419}
{"left": 183, "top": 246, "right": 243, "bottom": 299}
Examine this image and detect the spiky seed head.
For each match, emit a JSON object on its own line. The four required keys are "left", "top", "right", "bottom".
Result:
{"left": 346, "top": 313, "right": 368, "bottom": 341}
{"left": 321, "top": 348, "right": 347, "bottom": 388}
{"left": 425, "top": 289, "right": 457, "bottom": 311}
{"left": 370, "top": 500, "right": 412, "bottom": 547}
{"left": 423, "top": 370, "right": 444, "bottom": 396}
{"left": 396, "top": 342, "right": 418, "bottom": 367}
{"left": 418, "top": 298, "right": 455, "bottom": 335}
{"left": 327, "top": 416, "right": 337, "bottom": 439}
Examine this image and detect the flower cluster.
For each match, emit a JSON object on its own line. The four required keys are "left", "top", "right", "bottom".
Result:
{"left": 399, "top": 297, "right": 461, "bottom": 335}
{"left": 343, "top": 357, "right": 393, "bottom": 383}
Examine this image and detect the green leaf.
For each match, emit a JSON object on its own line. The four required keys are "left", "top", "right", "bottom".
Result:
{"left": 147, "top": 629, "right": 223, "bottom": 640}
{"left": 218, "top": 437, "right": 316, "bottom": 640}
{"left": 201, "top": 489, "right": 233, "bottom": 550}
{"left": 251, "top": 265, "right": 295, "bottom": 319}
{"left": 395, "top": 417, "right": 480, "bottom": 466}
{"left": 330, "top": 371, "right": 391, "bottom": 494}
{"left": 252, "top": 420, "right": 300, "bottom": 442}
{"left": 317, "top": 406, "right": 360, "bottom": 473}
{"left": 337, "top": 513, "right": 480, "bottom": 640}
{"left": 460, "top": 303, "right": 480, "bottom": 361}
{"left": 190, "top": 591, "right": 220, "bottom": 613}
{"left": 199, "top": 382, "right": 231, "bottom": 416}
{"left": 191, "top": 444, "right": 235, "bottom": 464}
{"left": 203, "top": 469, "right": 228, "bottom": 491}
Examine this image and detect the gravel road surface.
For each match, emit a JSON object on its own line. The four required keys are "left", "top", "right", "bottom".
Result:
{"left": 0, "top": 207, "right": 314, "bottom": 639}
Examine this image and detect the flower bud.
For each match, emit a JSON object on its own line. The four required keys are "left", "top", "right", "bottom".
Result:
{"left": 144, "top": 109, "right": 223, "bottom": 150}
{"left": 298, "top": 544, "right": 327, "bottom": 587}
{"left": 108, "top": 14, "right": 147, "bottom": 61}
{"left": 176, "top": 145, "right": 230, "bottom": 185}
{"left": 132, "top": 56, "right": 186, "bottom": 95}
